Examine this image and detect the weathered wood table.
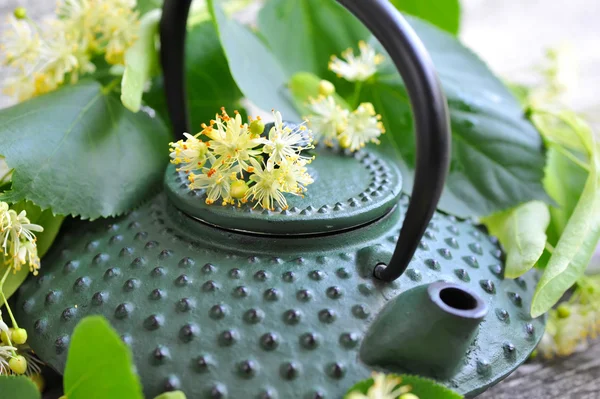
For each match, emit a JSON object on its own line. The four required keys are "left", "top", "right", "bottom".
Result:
{"left": 2, "top": 0, "right": 599, "bottom": 398}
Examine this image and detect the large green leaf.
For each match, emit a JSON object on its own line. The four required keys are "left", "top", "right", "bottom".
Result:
{"left": 543, "top": 147, "right": 588, "bottom": 246}
{"left": 122, "top": 9, "right": 162, "bottom": 113}
{"left": 207, "top": 0, "right": 298, "bottom": 119}
{"left": 482, "top": 201, "right": 550, "bottom": 279}
{"left": 64, "top": 316, "right": 143, "bottom": 399}
{"left": 0, "top": 376, "right": 40, "bottom": 399}
{"left": 390, "top": 0, "right": 461, "bottom": 35}
{"left": 531, "top": 113, "right": 600, "bottom": 317}
{"left": 145, "top": 21, "right": 245, "bottom": 131}
{"left": 364, "top": 17, "right": 549, "bottom": 218}
{"left": 258, "top": 0, "right": 368, "bottom": 80}
{"left": 0, "top": 80, "right": 171, "bottom": 219}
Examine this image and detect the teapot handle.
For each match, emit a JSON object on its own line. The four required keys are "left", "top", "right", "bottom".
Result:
{"left": 159, "top": 0, "right": 451, "bottom": 282}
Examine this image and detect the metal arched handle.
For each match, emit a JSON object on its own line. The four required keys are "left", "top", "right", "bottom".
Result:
{"left": 159, "top": 0, "right": 451, "bottom": 282}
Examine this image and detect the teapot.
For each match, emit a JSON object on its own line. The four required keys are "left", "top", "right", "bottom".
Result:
{"left": 16, "top": 0, "right": 544, "bottom": 397}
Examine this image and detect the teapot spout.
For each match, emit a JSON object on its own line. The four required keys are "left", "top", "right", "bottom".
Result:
{"left": 360, "top": 281, "right": 488, "bottom": 379}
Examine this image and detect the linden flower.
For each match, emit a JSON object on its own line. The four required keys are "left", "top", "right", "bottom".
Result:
{"left": 260, "top": 111, "right": 315, "bottom": 168}
{"left": 346, "top": 372, "right": 413, "bottom": 399}
{"left": 204, "top": 109, "right": 262, "bottom": 175}
{"left": 329, "top": 40, "right": 384, "bottom": 82}
{"left": 169, "top": 133, "right": 210, "bottom": 173}
{"left": 339, "top": 102, "right": 385, "bottom": 152}
{"left": 0, "top": 202, "right": 44, "bottom": 275}
{"left": 0, "top": 16, "right": 41, "bottom": 70}
{"left": 305, "top": 95, "right": 349, "bottom": 145}
{"left": 278, "top": 157, "right": 314, "bottom": 195}
{"left": 244, "top": 158, "right": 288, "bottom": 211}
{"left": 188, "top": 163, "right": 234, "bottom": 206}
{"left": 0, "top": 344, "right": 18, "bottom": 375}
{"left": 2, "top": 0, "right": 139, "bottom": 101}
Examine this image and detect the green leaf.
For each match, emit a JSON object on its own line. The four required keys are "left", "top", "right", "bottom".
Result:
{"left": 289, "top": 72, "right": 350, "bottom": 115}
{"left": 64, "top": 316, "right": 143, "bottom": 399}
{"left": 0, "top": 80, "right": 171, "bottom": 219}
{"left": 482, "top": 201, "right": 550, "bottom": 278}
{"left": 258, "top": 0, "right": 368, "bottom": 79}
{"left": 389, "top": 0, "right": 461, "bottom": 35}
{"left": 0, "top": 376, "right": 41, "bottom": 399}
{"left": 145, "top": 21, "right": 244, "bottom": 131}
{"left": 207, "top": 0, "right": 299, "bottom": 119}
{"left": 136, "top": 0, "right": 162, "bottom": 15}
{"left": 344, "top": 374, "right": 462, "bottom": 399}
{"left": 531, "top": 113, "right": 600, "bottom": 317}
{"left": 154, "top": 391, "right": 187, "bottom": 399}
{"left": 121, "top": 9, "right": 162, "bottom": 113}
{"left": 364, "top": 17, "right": 549, "bottom": 218}
{"left": 543, "top": 147, "right": 588, "bottom": 245}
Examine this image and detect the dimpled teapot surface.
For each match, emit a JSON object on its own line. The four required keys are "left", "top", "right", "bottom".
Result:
{"left": 16, "top": 146, "right": 543, "bottom": 398}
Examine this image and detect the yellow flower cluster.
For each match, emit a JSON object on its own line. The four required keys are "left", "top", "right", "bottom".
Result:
{"left": 537, "top": 276, "right": 600, "bottom": 359}
{"left": 329, "top": 40, "right": 385, "bottom": 82}
{"left": 1, "top": 0, "right": 139, "bottom": 101}
{"left": 346, "top": 372, "right": 418, "bottom": 399}
{"left": 169, "top": 108, "right": 315, "bottom": 211}
{"left": 306, "top": 95, "right": 385, "bottom": 151}
{"left": 0, "top": 202, "right": 43, "bottom": 275}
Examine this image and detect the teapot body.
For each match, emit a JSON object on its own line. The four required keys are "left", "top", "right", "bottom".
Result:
{"left": 17, "top": 168, "right": 543, "bottom": 398}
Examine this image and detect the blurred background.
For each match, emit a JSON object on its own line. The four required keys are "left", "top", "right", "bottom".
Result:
{"left": 2, "top": 0, "right": 599, "bottom": 125}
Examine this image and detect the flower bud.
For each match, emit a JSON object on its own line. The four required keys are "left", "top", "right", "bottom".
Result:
{"left": 318, "top": 80, "right": 336, "bottom": 96}
{"left": 557, "top": 303, "right": 571, "bottom": 318}
{"left": 250, "top": 119, "right": 265, "bottom": 136}
{"left": 230, "top": 180, "right": 248, "bottom": 199}
{"left": 13, "top": 7, "right": 27, "bottom": 19}
{"left": 29, "top": 373, "right": 45, "bottom": 392}
{"left": 399, "top": 394, "right": 419, "bottom": 399}
{"left": 12, "top": 328, "right": 28, "bottom": 345}
{"left": 9, "top": 355, "right": 27, "bottom": 375}
{"left": 0, "top": 328, "right": 12, "bottom": 344}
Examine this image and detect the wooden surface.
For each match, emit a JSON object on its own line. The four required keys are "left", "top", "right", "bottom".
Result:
{"left": 2, "top": 1, "right": 600, "bottom": 398}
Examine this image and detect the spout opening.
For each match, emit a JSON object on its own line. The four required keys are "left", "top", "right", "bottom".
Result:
{"left": 428, "top": 281, "right": 487, "bottom": 319}
{"left": 439, "top": 287, "right": 477, "bottom": 310}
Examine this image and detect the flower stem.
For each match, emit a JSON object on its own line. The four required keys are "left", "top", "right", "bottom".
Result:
{"left": 101, "top": 78, "right": 121, "bottom": 95}
{"left": 351, "top": 82, "right": 363, "bottom": 109}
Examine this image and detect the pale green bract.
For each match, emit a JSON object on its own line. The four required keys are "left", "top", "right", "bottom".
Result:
{"left": 121, "top": 9, "right": 162, "bottom": 113}
{"left": 531, "top": 112, "right": 600, "bottom": 317}
{"left": 482, "top": 201, "right": 550, "bottom": 279}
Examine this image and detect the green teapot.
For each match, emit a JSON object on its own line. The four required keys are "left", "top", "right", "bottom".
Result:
{"left": 16, "top": 0, "right": 544, "bottom": 397}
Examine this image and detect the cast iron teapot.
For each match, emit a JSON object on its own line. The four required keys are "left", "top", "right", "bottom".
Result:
{"left": 16, "top": 0, "right": 545, "bottom": 397}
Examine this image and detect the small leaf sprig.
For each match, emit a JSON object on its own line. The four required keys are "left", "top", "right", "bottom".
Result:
{"left": 0, "top": 201, "right": 44, "bottom": 377}
{"left": 303, "top": 41, "right": 386, "bottom": 152}
{"left": 169, "top": 108, "right": 315, "bottom": 211}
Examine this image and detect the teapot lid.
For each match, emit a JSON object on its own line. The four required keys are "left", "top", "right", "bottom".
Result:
{"left": 165, "top": 147, "right": 402, "bottom": 235}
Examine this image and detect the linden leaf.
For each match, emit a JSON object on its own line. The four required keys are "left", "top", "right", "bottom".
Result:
{"left": 207, "top": 0, "right": 298, "bottom": 119}
{"left": 0, "top": 80, "right": 171, "bottom": 219}
{"left": 531, "top": 112, "right": 600, "bottom": 317}
{"left": 482, "top": 201, "right": 550, "bottom": 279}
{"left": 389, "top": 0, "right": 461, "bottom": 35}
{"left": 64, "top": 316, "right": 143, "bottom": 399}
{"left": 0, "top": 376, "right": 40, "bottom": 399}
{"left": 121, "top": 9, "right": 162, "bottom": 113}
